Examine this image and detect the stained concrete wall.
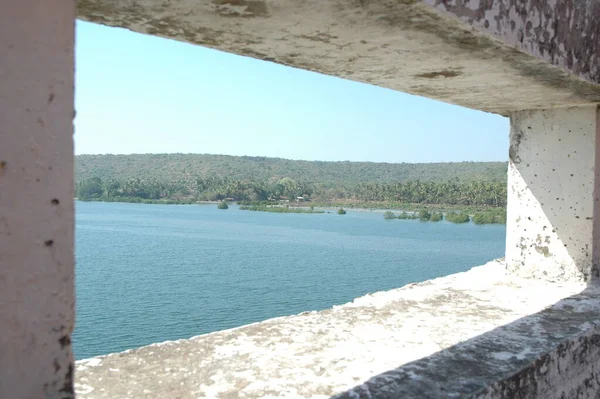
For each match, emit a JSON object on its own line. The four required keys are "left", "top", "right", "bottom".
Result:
{"left": 0, "top": 0, "right": 76, "bottom": 397}
{"left": 506, "top": 106, "right": 600, "bottom": 282}
{"left": 76, "top": 0, "right": 600, "bottom": 115}
{"left": 426, "top": 0, "right": 600, "bottom": 86}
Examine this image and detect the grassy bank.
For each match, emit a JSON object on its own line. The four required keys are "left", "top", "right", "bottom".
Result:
{"left": 76, "top": 196, "right": 197, "bottom": 205}
{"left": 239, "top": 205, "right": 324, "bottom": 214}
{"left": 295, "top": 200, "right": 503, "bottom": 214}
{"left": 77, "top": 197, "right": 506, "bottom": 224}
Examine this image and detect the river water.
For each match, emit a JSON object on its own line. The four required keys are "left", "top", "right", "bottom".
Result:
{"left": 74, "top": 201, "right": 505, "bottom": 359}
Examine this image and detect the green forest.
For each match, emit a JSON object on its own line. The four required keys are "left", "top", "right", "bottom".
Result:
{"left": 76, "top": 175, "right": 507, "bottom": 207}
{"left": 76, "top": 154, "right": 507, "bottom": 185}
{"left": 75, "top": 154, "right": 508, "bottom": 223}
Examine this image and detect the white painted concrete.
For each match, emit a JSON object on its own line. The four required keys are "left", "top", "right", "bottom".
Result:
{"left": 0, "top": 0, "right": 76, "bottom": 397}
{"left": 506, "top": 106, "right": 600, "bottom": 282}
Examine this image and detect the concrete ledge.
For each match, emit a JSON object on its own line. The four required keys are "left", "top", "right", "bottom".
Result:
{"left": 75, "top": 260, "right": 600, "bottom": 398}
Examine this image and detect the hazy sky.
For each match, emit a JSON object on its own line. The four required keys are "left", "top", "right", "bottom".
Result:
{"left": 74, "top": 21, "right": 509, "bottom": 163}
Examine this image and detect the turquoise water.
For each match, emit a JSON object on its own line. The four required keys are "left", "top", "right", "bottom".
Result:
{"left": 74, "top": 201, "right": 506, "bottom": 360}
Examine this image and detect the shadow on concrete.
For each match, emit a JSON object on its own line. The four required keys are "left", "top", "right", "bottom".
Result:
{"left": 330, "top": 285, "right": 600, "bottom": 398}
{"left": 505, "top": 108, "right": 599, "bottom": 281}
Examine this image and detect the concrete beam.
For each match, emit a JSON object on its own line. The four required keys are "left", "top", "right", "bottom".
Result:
{"left": 77, "top": 0, "right": 600, "bottom": 115}
{"left": 429, "top": 0, "right": 600, "bottom": 86}
{"left": 506, "top": 105, "right": 600, "bottom": 282}
{"left": 0, "top": 0, "right": 76, "bottom": 397}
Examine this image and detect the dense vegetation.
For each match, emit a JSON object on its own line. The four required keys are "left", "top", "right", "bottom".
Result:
{"left": 75, "top": 175, "right": 507, "bottom": 207}
{"left": 445, "top": 212, "right": 471, "bottom": 224}
{"left": 76, "top": 154, "right": 507, "bottom": 186}
{"left": 471, "top": 208, "right": 506, "bottom": 224}
{"left": 383, "top": 209, "right": 496, "bottom": 224}
{"left": 430, "top": 212, "right": 443, "bottom": 222}
{"left": 384, "top": 210, "right": 445, "bottom": 222}
{"left": 75, "top": 154, "right": 508, "bottom": 224}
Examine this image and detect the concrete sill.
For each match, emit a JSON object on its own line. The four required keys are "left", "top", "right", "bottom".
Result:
{"left": 75, "top": 260, "right": 600, "bottom": 398}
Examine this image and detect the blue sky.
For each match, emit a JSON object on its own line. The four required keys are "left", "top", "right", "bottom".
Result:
{"left": 75, "top": 21, "right": 509, "bottom": 163}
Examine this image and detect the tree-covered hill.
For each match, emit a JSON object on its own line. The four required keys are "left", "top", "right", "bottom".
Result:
{"left": 75, "top": 154, "right": 507, "bottom": 186}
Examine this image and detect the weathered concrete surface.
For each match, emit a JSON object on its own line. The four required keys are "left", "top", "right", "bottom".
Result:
{"left": 474, "top": 329, "right": 600, "bottom": 399}
{"left": 0, "top": 0, "right": 76, "bottom": 398}
{"left": 75, "top": 260, "right": 600, "bottom": 398}
{"left": 428, "top": 0, "right": 600, "bottom": 85}
{"left": 77, "top": 0, "right": 600, "bottom": 115}
{"left": 506, "top": 105, "right": 600, "bottom": 282}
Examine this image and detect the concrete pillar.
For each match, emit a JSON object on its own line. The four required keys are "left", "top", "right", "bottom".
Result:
{"left": 506, "top": 106, "right": 600, "bottom": 283}
{"left": 0, "top": 1, "right": 75, "bottom": 398}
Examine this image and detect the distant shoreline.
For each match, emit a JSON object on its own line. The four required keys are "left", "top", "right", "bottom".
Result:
{"left": 75, "top": 198, "right": 505, "bottom": 213}
{"left": 75, "top": 198, "right": 506, "bottom": 224}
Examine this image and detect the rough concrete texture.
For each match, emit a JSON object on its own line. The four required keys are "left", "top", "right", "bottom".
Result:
{"left": 0, "top": 0, "right": 76, "bottom": 398}
{"left": 76, "top": 0, "right": 600, "bottom": 115}
{"left": 427, "top": 0, "right": 600, "bottom": 86}
{"left": 75, "top": 260, "right": 600, "bottom": 398}
{"left": 506, "top": 106, "right": 600, "bottom": 282}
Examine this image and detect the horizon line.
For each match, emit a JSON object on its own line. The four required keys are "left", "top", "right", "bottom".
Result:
{"left": 75, "top": 152, "right": 508, "bottom": 165}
